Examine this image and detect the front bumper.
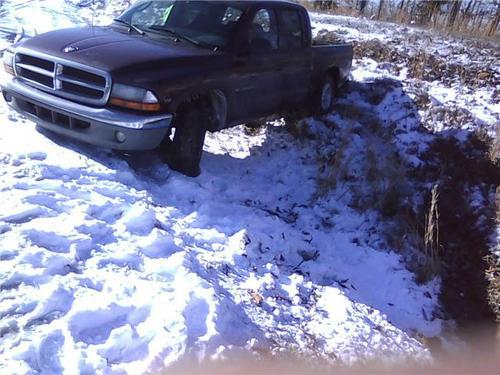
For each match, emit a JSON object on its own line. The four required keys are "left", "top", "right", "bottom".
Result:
{"left": 1, "top": 77, "right": 172, "bottom": 150}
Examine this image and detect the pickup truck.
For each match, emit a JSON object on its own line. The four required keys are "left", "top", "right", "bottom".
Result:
{"left": 1, "top": 0, "right": 352, "bottom": 177}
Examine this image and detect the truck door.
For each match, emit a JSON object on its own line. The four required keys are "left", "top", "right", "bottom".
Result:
{"left": 230, "top": 7, "right": 284, "bottom": 121}
{"left": 277, "top": 8, "right": 312, "bottom": 108}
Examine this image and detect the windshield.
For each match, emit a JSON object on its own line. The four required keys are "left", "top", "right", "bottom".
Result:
{"left": 116, "top": 0, "right": 245, "bottom": 48}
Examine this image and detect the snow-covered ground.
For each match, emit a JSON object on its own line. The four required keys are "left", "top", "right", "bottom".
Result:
{"left": 0, "top": 2, "right": 498, "bottom": 374}
{"left": 312, "top": 13, "right": 499, "bottom": 132}
{"left": 0, "top": 82, "right": 439, "bottom": 374}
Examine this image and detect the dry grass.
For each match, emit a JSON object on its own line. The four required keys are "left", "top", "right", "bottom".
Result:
{"left": 423, "top": 184, "right": 440, "bottom": 280}
{"left": 313, "top": 30, "right": 498, "bottom": 90}
{"left": 486, "top": 178, "right": 500, "bottom": 324}
{"left": 301, "top": 1, "right": 499, "bottom": 40}
{"left": 485, "top": 253, "right": 500, "bottom": 324}
{"left": 315, "top": 132, "right": 350, "bottom": 197}
{"left": 361, "top": 142, "right": 408, "bottom": 217}
{"left": 353, "top": 38, "right": 496, "bottom": 88}
{"left": 416, "top": 134, "right": 499, "bottom": 328}
{"left": 489, "top": 124, "right": 500, "bottom": 167}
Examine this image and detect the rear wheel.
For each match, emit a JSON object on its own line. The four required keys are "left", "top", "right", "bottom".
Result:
{"left": 160, "top": 98, "right": 209, "bottom": 177}
{"left": 315, "top": 76, "right": 336, "bottom": 115}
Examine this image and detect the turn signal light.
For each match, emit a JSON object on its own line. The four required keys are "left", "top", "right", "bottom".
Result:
{"left": 109, "top": 97, "right": 161, "bottom": 112}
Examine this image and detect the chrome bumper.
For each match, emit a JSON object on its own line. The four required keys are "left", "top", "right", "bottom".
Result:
{"left": 1, "top": 77, "right": 172, "bottom": 150}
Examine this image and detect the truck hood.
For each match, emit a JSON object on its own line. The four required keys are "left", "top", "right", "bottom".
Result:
{"left": 17, "top": 26, "right": 220, "bottom": 73}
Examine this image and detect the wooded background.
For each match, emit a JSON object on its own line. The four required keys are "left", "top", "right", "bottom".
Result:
{"left": 303, "top": 0, "right": 500, "bottom": 38}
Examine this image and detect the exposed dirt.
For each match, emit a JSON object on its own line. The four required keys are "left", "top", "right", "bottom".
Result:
{"left": 314, "top": 23, "right": 500, "bottom": 352}
{"left": 416, "top": 135, "right": 499, "bottom": 327}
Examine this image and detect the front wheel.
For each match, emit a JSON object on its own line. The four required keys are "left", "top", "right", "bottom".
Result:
{"left": 160, "top": 98, "right": 209, "bottom": 177}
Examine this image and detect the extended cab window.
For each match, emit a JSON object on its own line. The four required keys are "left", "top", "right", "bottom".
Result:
{"left": 249, "top": 9, "right": 278, "bottom": 51}
{"left": 278, "top": 9, "right": 305, "bottom": 50}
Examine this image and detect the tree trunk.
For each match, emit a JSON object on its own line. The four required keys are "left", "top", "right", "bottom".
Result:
{"left": 461, "top": 0, "right": 474, "bottom": 32}
{"left": 447, "top": 0, "right": 462, "bottom": 29}
{"left": 359, "top": 0, "right": 367, "bottom": 14}
{"left": 487, "top": 3, "right": 500, "bottom": 37}
{"left": 430, "top": 1, "right": 441, "bottom": 27}
{"left": 377, "top": 0, "right": 385, "bottom": 19}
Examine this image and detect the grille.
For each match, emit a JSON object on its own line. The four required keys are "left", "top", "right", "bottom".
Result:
{"left": 14, "top": 52, "right": 111, "bottom": 106}
{"left": 17, "top": 98, "right": 91, "bottom": 130}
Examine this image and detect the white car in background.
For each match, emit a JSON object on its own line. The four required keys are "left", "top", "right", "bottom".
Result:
{"left": 0, "top": 0, "right": 86, "bottom": 51}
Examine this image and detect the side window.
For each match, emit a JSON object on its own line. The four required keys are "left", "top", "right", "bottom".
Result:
{"left": 249, "top": 8, "right": 278, "bottom": 51}
{"left": 279, "top": 9, "right": 304, "bottom": 50}
{"left": 222, "top": 6, "right": 243, "bottom": 25}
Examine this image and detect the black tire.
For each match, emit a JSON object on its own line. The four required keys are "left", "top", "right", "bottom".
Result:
{"left": 244, "top": 121, "right": 261, "bottom": 129}
{"left": 314, "top": 76, "right": 336, "bottom": 116}
{"left": 160, "top": 97, "right": 209, "bottom": 177}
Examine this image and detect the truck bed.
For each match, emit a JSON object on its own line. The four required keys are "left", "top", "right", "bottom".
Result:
{"left": 312, "top": 43, "right": 354, "bottom": 86}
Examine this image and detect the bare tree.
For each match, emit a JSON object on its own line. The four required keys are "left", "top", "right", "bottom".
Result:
{"left": 313, "top": 0, "right": 338, "bottom": 12}
{"left": 358, "top": 0, "right": 368, "bottom": 14}
{"left": 377, "top": 0, "right": 385, "bottom": 19}
{"left": 487, "top": 1, "right": 500, "bottom": 36}
{"left": 413, "top": 0, "right": 442, "bottom": 25}
{"left": 447, "top": 0, "right": 462, "bottom": 28}
{"left": 305, "top": 0, "right": 497, "bottom": 37}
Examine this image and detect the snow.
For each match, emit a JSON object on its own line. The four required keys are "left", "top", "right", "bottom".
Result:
{"left": 1, "top": 1, "right": 498, "bottom": 374}
{"left": 0, "top": 84, "right": 437, "bottom": 372}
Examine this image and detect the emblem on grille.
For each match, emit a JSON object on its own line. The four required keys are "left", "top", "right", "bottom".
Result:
{"left": 63, "top": 46, "right": 79, "bottom": 53}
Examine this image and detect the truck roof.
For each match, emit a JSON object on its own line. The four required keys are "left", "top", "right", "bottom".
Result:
{"left": 233, "top": 0, "right": 305, "bottom": 9}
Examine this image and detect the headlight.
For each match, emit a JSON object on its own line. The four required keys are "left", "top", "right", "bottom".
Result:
{"left": 2, "top": 50, "right": 15, "bottom": 75}
{"left": 109, "top": 83, "right": 160, "bottom": 111}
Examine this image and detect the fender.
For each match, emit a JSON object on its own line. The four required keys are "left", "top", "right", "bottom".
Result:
{"left": 168, "top": 88, "right": 228, "bottom": 132}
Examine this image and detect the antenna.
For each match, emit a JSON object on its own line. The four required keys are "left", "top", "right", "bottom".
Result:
{"left": 92, "top": 0, "right": 95, "bottom": 28}
{"left": 16, "top": 25, "right": 25, "bottom": 43}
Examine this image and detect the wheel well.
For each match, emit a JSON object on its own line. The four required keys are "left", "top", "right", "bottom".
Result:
{"left": 173, "top": 89, "right": 227, "bottom": 132}
{"left": 207, "top": 89, "right": 227, "bottom": 132}
{"left": 326, "top": 66, "right": 340, "bottom": 87}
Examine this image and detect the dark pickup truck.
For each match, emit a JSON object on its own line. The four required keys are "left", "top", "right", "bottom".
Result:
{"left": 1, "top": 0, "right": 352, "bottom": 176}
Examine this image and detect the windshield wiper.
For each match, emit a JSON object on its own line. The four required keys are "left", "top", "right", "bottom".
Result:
{"left": 148, "top": 26, "right": 203, "bottom": 47}
{"left": 113, "top": 18, "right": 145, "bottom": 36}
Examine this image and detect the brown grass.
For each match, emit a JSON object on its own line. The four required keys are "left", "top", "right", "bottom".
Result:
{"left": 490, "top": 124, "right": 500, "bottom": 167}
{"left": 423, "top": 184, "right": 440, "bottom": 279}
{"left": 416, "top": 134, "right": 499, "bottom": 331}
{"left": 316, "top": 132, "right": 350, "bottom": 197}
{"left": 301, "top": 1, "right": 499, "bottom": 40}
